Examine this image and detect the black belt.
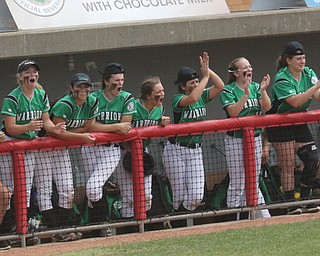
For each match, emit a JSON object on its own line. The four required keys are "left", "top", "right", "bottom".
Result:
{"left": 102, "top": 143, "right": 120, "bottom": 147}
{"left": 226, "top": 131, "right": 260, "bottom": 138}
{"left": 169, "top": 140, "right": 201, "bottom": 149}
{"left": 2, "top": 128, "right": 10, "bottom": 137}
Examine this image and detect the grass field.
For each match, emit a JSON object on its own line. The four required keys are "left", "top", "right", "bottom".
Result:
{"left": 56, "top": 218, "right": 320, "bottom": 256}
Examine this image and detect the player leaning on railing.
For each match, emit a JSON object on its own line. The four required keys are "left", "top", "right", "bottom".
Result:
{"left": 266, "top": 41, "right": 320, "bottom": 215}
{"left": 0, "top": 60, "right": 66, "bottom": 248}
{"left": 162, "top": 52, "right": 224, "bottom": 212}
{"left": 114, "top": 76, "right": 170, "bottom": 219}
{"left": 44, "top": 73, "right": 98, "bottom": 242}
{"left": 81, "top": 63, "right": 134, "bottom": 235}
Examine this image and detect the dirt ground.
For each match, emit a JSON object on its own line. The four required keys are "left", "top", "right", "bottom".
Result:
{"left": 3, "top": 213, "right": 320, "bottom": 256}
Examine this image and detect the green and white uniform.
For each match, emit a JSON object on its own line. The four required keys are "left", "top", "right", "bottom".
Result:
{"left": 162, "top": 89, "right": 211, "bottom": 211}
{"left": 0, "top": 86, "right": 51, "bottom": 208}
{"left": 115, "top": 98, "right": 162, "bottom": 218}
{"left": 51, "top": 93, "right": 99, "bottom": 130}
{"left": 220, "top": 82, "right": 270, "bottom": 218}
{"left": 82, "top": 90, "right": 135, "bottom": 204}
{"left": 220, "top": 81, "right": 262, "bottom": 137}
{"left": 36, "top": 93, "right": 99, "bottom": 212}
{"left": 269, "top": 66, "right": 318, "bottom": 114}
{"left": 267, "top": 66, "right": 318, "bottom": 143}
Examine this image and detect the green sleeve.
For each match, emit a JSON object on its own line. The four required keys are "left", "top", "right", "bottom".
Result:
{"left": 1, "top": 96, "right": 18, "bottom": 117}
{"left": 51, "top": 101, "right": 73, "bottom": 122}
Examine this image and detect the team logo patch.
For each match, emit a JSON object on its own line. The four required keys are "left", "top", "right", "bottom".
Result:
{"left": 127, "top": 102, "right": 134, "bottom": 112}
{"left": 311, "top": 76, "right": 318, "bottom": 85}
{"left": 13, "top": 0, "right": 65, "bottom": 17}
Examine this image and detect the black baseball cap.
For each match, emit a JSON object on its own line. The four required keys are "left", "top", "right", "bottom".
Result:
{"left": 282, "top": 41, "right": 305, "bottom": 56}
{"left": 17, "top": 60, "right": 40, "bottom": 73}
{"left": 71, "top": 73, "right": 92, "bottom": 87}
{"left": 102, "top": 63, "right": 124, "bottom": 78}
{"left": 174, "top": 67, "right": 199, "bottom": 85}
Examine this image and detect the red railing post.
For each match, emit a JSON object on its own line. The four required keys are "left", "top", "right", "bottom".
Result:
{"left": 131, "top": 139, "right": 146, "bottom": 220}
{"left": 12, "top": 151, "right": 28, "bottom": 234}
{"left": 242, "top": 128, "right": 258, "bottom": 206}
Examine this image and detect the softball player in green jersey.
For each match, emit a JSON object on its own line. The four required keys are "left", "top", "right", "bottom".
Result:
{"left": 39, "top": 73, "right": 98, "bottom": 242}
{"left": 220, "top": 57, "right": 271, "bottom": 219}
{"left": 115, "top": 76, "right": 170, "bottom": 218}
{"left": 162, "top": 52, "right": 224, "bottom": 211}
{"left": 266, "top": 41, "right": 320, "bottom": 214}
{"left": 81, "top": 63, "right": 134, "bottom": 224}
{"left": 0, "top": 60, "right": 66, "bottom": 241}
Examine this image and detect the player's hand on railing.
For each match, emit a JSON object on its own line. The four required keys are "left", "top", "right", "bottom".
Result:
{"left": 115, "top": 122, "right": 132, "bottom": 134}
{"left": 160, "top": 116, "right": 170, "bottom": 126}
{"left": 51, "top": 122, "right": 67, "bottom": 135}
{"left": 0, "top": 131, "right": 5, "bottom": 142}
{"left": 81, "top": 133, "right": 96, "bottom": 144}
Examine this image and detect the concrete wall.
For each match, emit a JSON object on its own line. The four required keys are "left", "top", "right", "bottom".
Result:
{"left": 1, "top": 32, "right": 320, "bottom": 121}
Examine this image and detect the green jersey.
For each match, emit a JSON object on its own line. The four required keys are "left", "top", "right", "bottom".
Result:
{"left": 132, "top": 99, "right": 164, "bottom": 147}
{"left": 91, "top": 90, "right": 136, "bottom": 124}
{"left": 268, "top": 66, "right": 318, "bottom": 114}
{"left": 220, "top": 81, "right": 262, "bottom": 137}
{"left": 1, "top": 86, "right": 50, "bottom": 139}
{"left": 172, "top": 88, "right": 211, "bottom": 144}
{"left": 50, "top": 93, "right": 99, "bottom": 130}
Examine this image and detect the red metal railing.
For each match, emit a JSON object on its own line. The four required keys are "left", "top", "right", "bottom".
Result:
{"left": 1, "top": 110, "right": 320, "bottom": 234}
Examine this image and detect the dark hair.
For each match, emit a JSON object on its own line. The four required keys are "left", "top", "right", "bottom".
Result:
{"left": 276, "top": 54, "right": 292, "bottom": 71}
{"left": 227, "top": 57, "right": 243, "bottom": 84}
{"left": 176, "top": 82, "right": 186, "bottom": 94}
{"left": 102, "top": 74, "right": 111, "bottom": 89}
{"left": 101, "top": 63, "right": 124, "bottom": 89}
{"left": 140, "top": 76, "right": 161, "bottom": 100}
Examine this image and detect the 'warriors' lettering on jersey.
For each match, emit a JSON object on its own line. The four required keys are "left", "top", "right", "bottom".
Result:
{"left": 220, "top": 81, "right": 263, "bottom": 138}
{"left": 1, "top": 86, "right": 50, "bottom": 140}
{"left": 51, "top": 93, "right": 99, "bottom": 130}
{"left": 16, "top": 110, "right": 43, "bottom": 122}
{"left": 132, "top": 99, "right": 164, "bottom": 147}
{"left": 132, "top": 119, "right": 159, "bottom": 128}
{"left": 96, "top": 111, "right": 122, "bottom": 122}
{"left": 244, "top": 98, "right": 259, "bottom": 109}
{"left": 91, "top": 90, "right": 136, "bottom": 124}
{"left": 220, "top": 81, "right": 262, "bottom": 118}
{"left": 172, "top": 88, "right": 211, "bottom": 144}
{"left": 182, "top": 108, "right": 206, "bottom": 119}
{"left": 67, "top": 119, "right": 87, "bottom": 129}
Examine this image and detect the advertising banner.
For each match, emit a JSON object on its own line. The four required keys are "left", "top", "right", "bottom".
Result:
{"left": 6, "top": 0, "right": 230, "bottom": 30}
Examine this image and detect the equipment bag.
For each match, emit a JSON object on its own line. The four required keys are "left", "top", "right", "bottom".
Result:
{"left": 148, "top": 173, "right": 174, "bottom": 216}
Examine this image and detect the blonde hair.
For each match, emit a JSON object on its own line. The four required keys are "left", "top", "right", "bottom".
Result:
{"left": 227, "top": 57, "right": 244, "bottom": 84}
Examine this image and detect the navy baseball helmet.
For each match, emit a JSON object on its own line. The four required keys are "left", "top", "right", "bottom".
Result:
{"left": 174, "top": 67, "right": 199, "bottom": 85}
{"left": 102, "top": 63, "right": 124, "bottom": 78}
{"left": 282, "top": 41, "right": 305, "bottom": 56}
